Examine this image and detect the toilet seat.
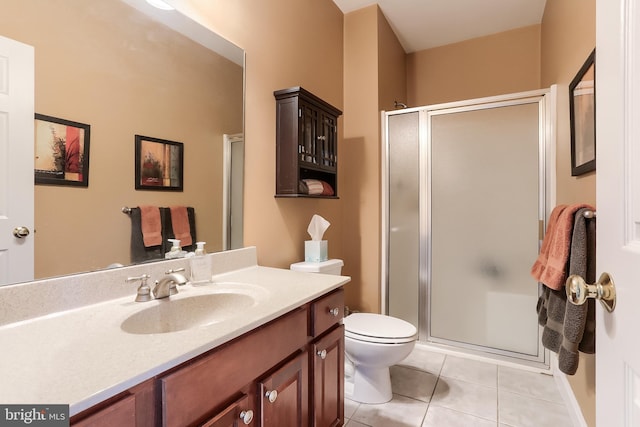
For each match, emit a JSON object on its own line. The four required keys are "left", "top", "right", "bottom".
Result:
{"left": 344, "top": 313, "right": 417, "bottom": 344}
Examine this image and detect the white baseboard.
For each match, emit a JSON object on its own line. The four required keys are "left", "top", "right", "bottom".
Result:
{"left": 550, "top": 353, "right": 588, "bottom": 427}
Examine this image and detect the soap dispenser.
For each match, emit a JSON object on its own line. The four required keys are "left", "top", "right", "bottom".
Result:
{"left": 165, "top": 239, "right": 185, "bottom": 259}
{"left": 195, "top": 241, "right": 206, "bottom": 256}
{"left": 190, "top": 241, "right": 211, "bottom": 284}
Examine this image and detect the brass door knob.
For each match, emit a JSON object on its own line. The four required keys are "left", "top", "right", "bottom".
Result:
{"left": 13, "top": 226, "right": 30, "bottom": 238}
{"left": 566, "top": 272, "right": 616, "bottom": 312}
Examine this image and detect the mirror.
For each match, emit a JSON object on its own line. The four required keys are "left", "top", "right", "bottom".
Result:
{"left": 1, "top": 0, "right": 244, "bottom": 283}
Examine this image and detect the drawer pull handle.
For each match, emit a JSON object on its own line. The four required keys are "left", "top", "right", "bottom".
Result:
{"left": 239, "top": 409, "right": 254, "bottom": 424}
{"left": 317, "top": 349, "right": 327, "bottom": 359}
{"left": 265, "top": 389, "right": 278, "bottom": 403}
{"left": 328, "top": 307, "right": 340, "bottom": 317}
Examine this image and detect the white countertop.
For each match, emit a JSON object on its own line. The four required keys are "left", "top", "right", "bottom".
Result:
{"left": 0, "top": 252, "right": 349, "bottom": 416}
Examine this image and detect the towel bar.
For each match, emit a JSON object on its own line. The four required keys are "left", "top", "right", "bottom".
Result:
{"left": 122, "top": 207, "right": 132, "bottom": 214}
{"left": 583, "top": 209, "right": 596, "bottom": 219}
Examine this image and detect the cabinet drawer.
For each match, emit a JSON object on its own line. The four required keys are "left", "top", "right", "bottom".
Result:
{"left": 310, "top": 288, "right": 344, "bottom": 337}
{"left": 161, "top": 307, "right": 308, "bottom": 427}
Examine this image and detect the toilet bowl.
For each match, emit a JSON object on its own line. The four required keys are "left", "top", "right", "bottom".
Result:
{"left": 290, "top": 259, "right": 418, "bottom": 404}
{"left": 343, "top": 313, "right": 417, "bottom": 403}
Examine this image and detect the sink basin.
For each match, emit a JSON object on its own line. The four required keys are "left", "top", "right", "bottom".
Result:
{"left": 121, "top": 292, "right": 255, "bottom": 334}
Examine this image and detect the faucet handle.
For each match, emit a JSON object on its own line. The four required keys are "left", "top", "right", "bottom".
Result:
{"left": 165, "top": 268, "right": 185, "bottom": 274}
{"left": 126, "top": 274, "right": 152, "bottom": 302}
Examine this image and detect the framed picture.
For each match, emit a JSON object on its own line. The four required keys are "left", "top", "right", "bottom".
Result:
{"left": 34, "top": 114, "right": 91, "bottom": 186}
{"left": 569, "top": 49, "right": 596, "bottom": 176}
{"left": 135, "top": 135, "right": 184, "bottom": 191}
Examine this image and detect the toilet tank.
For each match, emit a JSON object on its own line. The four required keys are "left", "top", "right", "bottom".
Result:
{"left": 290, "top": 259, "right": 343, "bottom": 275}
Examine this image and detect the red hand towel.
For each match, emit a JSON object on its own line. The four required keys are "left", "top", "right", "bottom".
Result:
{"left": 170, "top": 206, "right": 192, "bottom": 247}
{"left": 531, "top": 203, "right": 594, "bottom": 289}
{"left": 140, "top": 205, "right": 162, "bottom": 247}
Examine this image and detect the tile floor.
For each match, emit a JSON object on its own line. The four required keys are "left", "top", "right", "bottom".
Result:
{"left": 344, "top": 345, "right": 573, "bottom": 427}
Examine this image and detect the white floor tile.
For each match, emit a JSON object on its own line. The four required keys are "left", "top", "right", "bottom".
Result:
{"left": 430, "top": 376, "right": 498, "bottom": 421}
{"left": 350, "top": 394, "right": 429, "bottom": 427}
{"left": 498, "top": 366, "right": 562, "bottom": 403}
{"left": 397, "top": 345, "right": 446, "bottom": 376}
{"left": 390, "top": 365, "right": 438, "bottom": 402}
{"left": 440, "top": 355, "right": 498, "bottom": 388}
{"left": 344, "top": 349, "right": 572, "bottom": 427}
{"left": 422, "top": 405, "right": 497, "bottom": 427}
{"left": 498, "top": 389, "right": 572, "bottom": 427}
{"left": 345, "top": 397, "right": 360, "bottom": 419}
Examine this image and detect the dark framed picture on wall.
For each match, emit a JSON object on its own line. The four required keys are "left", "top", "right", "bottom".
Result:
{"left": 569, "top": 48, "right": 596, "bottom": 176}
{"left": 135, "top": 135, "right": 184, "bottom": 191}
{"left": 34, "top": 114, "right": 91, "bottom": 187}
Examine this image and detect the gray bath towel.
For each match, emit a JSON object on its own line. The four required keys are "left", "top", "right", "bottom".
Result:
{"left": 537, "top": 207, "right": 596, "bottom": 375}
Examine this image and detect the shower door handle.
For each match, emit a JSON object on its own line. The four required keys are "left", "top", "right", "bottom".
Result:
{"left": 566, "top": 272, "right": 617, "bottom": 313}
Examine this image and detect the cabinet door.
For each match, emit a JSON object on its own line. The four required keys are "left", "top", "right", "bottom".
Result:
{"left": 318, "top": 112, "right": 337, "bottom": 171}
{"left": 311, "top": 325, "right": 344, "bottom": 427}
{"left": 72, "top": 394, "right": 136, "bottom": 427}
{"left": 201, "top": 394, "right": 256, "bottom": 427}
{"left": 300, "top": 102, "right": 319, "bottom": 165}
{"left": 259, "top": 352, "right": 309, "bottom": 427}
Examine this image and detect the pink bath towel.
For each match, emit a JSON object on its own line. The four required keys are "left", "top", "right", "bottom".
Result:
{"left": 531, "top": 203, "right": 594, "bottom": 290}
{"left": 140, "top": 205, "right": 162, "bottom": 247}
{"left": 170, "top": 206, "right": 192, "bottom": 247}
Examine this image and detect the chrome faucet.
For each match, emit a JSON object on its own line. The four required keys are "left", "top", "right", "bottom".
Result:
{"left": 152, "top": 269, "right": 189, "bottom": 299}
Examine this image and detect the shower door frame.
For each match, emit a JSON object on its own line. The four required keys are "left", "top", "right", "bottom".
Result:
{"left": 381, "top": 87, "right": 557, "bottom": 366}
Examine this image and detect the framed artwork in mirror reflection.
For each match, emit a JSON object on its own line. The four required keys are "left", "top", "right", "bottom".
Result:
{"left": 135, "top": 135, "right": 184, "bottom": 191}
{"left": 569, "top": 48, "right": 596, "bottom": 176}
{"left": 34, "top": 114, "right": 91, "bottom": 187}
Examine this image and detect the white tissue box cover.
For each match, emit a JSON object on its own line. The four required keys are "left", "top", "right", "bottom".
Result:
{"left": 305, "top": 240, "right": 328, "bottom": 262}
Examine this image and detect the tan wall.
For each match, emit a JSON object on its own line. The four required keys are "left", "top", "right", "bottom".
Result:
{"left": 407, "top": 25, "right": 541, "bottom": 106}
{"left": 341, "top": 6, "right": 407, "bottom": 313}
{"left": 176, "top": 0, "right": 345, "bottom": 269}
{"left": 541, "top": 0, "right": 597, "bottom": 425}
{"left": 342, "top": 6, "right": 380, "bottom": 312}
{"left": 1, "top": 0, "right": 243, "bottom": 279}
{"left": 377, "top": 8, "right": 408, "bottom": 115}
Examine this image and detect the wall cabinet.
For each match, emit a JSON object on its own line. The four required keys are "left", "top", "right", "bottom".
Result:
{"left": 274, "top": 87, "right": 342, "bottom": 198}
{"left": 70, "top": 288, "right": 345, "bottom": 427}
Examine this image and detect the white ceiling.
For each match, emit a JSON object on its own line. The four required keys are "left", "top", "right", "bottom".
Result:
{"left": 332, "top": 0, "right": 548, "bottom": 53}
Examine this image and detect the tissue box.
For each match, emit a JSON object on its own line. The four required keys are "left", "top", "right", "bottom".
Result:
{"left": 305, "top": 240, "right": 328, "bottom": 262}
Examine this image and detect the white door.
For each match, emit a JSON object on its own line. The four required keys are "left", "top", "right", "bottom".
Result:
{"left": 595, "top": 0, "right": 640, "bottom": 425}
{"left": 0, "top": 35, "right": 34, "bottom": 286}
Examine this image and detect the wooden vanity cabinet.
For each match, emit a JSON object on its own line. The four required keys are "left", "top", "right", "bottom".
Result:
{"left": 70, "top": 288, "right": 345, "bottom": 427}
{"left": 274, "top": 87, "right": 342, "bottom": 198}
{"left": 309, "top": 289, "right": 345, "bottom": 427}
{"left": 160, "top": 308, "right": 308, "bottom": 426}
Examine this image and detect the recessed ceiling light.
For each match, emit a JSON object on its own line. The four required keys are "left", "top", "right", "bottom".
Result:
{"left": 145, "top": 0, "right": 174, "bottom": 10}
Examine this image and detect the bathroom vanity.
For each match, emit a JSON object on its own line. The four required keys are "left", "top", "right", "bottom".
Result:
{"left": 0, "top": 247, "right": 348, "bottom": 427}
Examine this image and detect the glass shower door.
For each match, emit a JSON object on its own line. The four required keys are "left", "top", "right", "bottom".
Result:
{"left": 386, "top": 111, "right": 421, "bottom": 328}
{"left": 428, "top": 101, "right": 542, "bottom": 358}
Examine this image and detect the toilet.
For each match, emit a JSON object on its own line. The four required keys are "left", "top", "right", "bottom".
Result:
{"left": 290, "top": 259, "right": 418, "bottom": 404}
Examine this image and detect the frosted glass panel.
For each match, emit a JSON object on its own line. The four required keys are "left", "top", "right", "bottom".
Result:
{"left": 387, "top": 111, "right": 420, "bottom": 328}
{"left": 429, "top": 103, "right": 540, "bottom": 355}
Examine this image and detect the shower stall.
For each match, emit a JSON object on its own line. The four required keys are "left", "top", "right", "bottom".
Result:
{"left": 382, "top": 89, "right": 555, "bottom": 365}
